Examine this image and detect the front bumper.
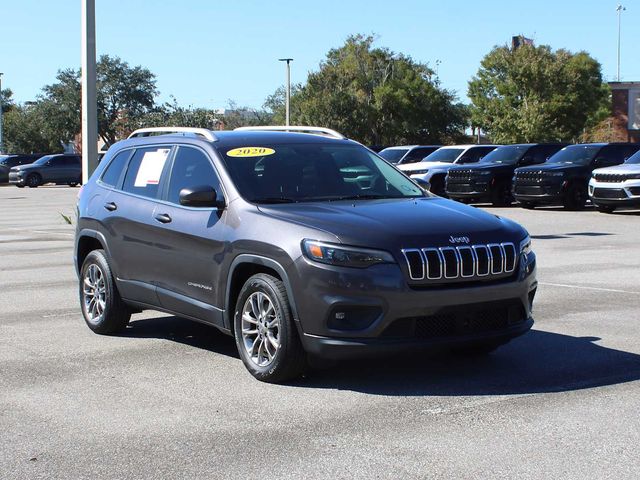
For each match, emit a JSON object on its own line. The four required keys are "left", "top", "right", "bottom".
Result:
{"left": 589, "top": 179, "right": 640, "bottom": 207}
{"left": 290, "top": 252, "right": 537, "bottom": 359}
{"left": 446, "top": 181, "right": 491, "bottom": 201}
{"left": 8, "top": 171, "right": 25, "bottom": 185}
{"left": 512, "top": 182, "right": 564, "bottom": 205}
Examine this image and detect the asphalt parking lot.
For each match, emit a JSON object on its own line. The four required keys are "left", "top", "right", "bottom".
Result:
{"left": 1, "top": 185, "right": 640, "bottom": 479}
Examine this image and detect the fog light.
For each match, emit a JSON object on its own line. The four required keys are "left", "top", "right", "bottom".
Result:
{"left": 327, "top": 306, "right": 382, "bottom": 331}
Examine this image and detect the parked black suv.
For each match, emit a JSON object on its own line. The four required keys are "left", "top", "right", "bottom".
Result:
{"left": 74, "top": 126, "right": 537, "bottom": 382}
{"left": 0, "top": 154, "right": 44, "bottom": 183}
{"left": 513, "top": 143, "right": 640, "bottom": 210}
{"left": 446, "top": 144, "right": 566, "bottom": 206}
{"left": 9, "top": 153, "right": 82, "bottom": 188}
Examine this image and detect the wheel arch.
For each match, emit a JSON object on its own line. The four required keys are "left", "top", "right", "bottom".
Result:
{"left": 225, "top": 255, "right": 299, "bottom": 332}
{"left": 75, "top": 229, "right": 111, "bottom": 276}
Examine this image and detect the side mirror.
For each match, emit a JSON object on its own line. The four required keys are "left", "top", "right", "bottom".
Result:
{"left": 179, "top": 185, "right": 224, "bottom": 208}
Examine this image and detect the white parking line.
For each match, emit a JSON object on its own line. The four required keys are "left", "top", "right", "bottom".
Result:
{"left": 540, "top": 282, "right": 639, "bottom": 295}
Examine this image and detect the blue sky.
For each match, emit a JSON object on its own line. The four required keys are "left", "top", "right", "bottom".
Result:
{"left": 2, "top": 0, "right": 638, "bottom": 109}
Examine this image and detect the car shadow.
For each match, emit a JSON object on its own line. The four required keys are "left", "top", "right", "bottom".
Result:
{"left": 118, "top": 317, "right": 640, "bottom": 397}
{"left": 119, "top": 315, "right": 239, "bottom": 359}
{"left": 296, "top": 330, "right": 640, "bottom": 396}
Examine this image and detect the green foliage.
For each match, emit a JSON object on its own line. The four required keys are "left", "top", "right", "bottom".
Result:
{"left": 265, "top": 35, "right": 468, "bottom": 145}
{"left": 468, "top": 44, "right": 610, "bottom": 143}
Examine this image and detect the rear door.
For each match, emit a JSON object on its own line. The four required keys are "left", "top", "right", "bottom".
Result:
{"left": 150, "top": 145, "right": 227, "bottom": 326}
{"left": 101, "top": 145, "right": 173, "bottom": 305}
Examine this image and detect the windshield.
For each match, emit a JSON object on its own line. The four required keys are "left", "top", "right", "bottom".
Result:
{"left": 34, "top": 155, "right": 55, "bottom": 165}
{"left": 423, "top": 148, "right": 464, "bottom": 163}
{"left": 545, "top": 145, "right": 601, "bottom": 166}
{"left": 378, "top": 148, "right": 409, "bottom": 163}
{"left": 479, "top": 145, "right": 528, "bottom": 165}
{"left": 217, "top": 143, "right": 426, "bottom": 203}
{"left": 625, "top": 151, "right": 640, "bottom": 164}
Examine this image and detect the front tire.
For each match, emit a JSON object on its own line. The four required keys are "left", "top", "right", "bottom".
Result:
{"left": 26, "top": 173, "right": 41, "bottom": 188}
{"left": 79, "top": 249, "right": 131, "bottom": 334}
{"left": 490, "top": 183, "right": 513, "bottom": 207}
{"left": 233, "top": 273, "right": 306, "bottom": 383}
{"left": 563, "top": 183, "right": 587, "bottom": 210}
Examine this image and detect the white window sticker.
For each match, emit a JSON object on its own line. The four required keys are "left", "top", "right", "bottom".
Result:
{"left": 134, "top": 149, "right": 170, "bottom": 187}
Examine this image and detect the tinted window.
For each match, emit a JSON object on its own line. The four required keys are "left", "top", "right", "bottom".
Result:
{"left": 122, "top": 147, "right": 172, "bottom": 199}
{"left": 47, "top": 156, "right": 66, "bottom": 166}
{"left": 625, "top": 150, "right": 640, "bottom": 164}
{"left": 480, "top": 145, "right": 528, "bottom": 165}
{"left": 378, "top": 148, "right": 409, "bottom": 163}
{"left": 167, "top": 147, "right": 222, "bottom": 205}
{"left": 424, "top": 148, "right": 464, "bottom": 163}
{"left": 596, "top": 145, "right": 639, "bottom": 165}
{"left": 101, "top": 150, "right": 132, "bottom": 187}
{"left": 546, "top": 145, "right": 601, "bottom": 165}
{"left": 218, "top": 143, "right": 425, "bottom": 203}
{"left": 529, "top": 145, "right": 565, "bottom": 164}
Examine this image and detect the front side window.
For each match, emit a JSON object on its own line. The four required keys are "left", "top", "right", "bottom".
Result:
{"left": 218, "top": 143, "right": 425, "bottom": 204}
{"left": 167, "top": 146, "right": 222, "bottom": 205}
{"left": 480, "top": 145, "right": 528, "bottom": 165}
{"left": 378, "top": 148, "right": 409, "bottom": 163}
{"left": 122, "top": 147, "right": 172, "bottom": 199}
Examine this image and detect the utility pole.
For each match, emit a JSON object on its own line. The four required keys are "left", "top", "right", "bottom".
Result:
{"left": 278, "top": 58, "right": 293, "bottom": 126}
{"left": 81, "top": 0, "right": 98, "bottom": 184}
{"left": 616, "top": 4, "right": 626, "bottom": 82}
{"left": 0, "top": 73, "right": 4, "bottom": 154}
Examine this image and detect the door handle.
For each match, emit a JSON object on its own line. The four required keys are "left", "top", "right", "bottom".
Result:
{"left": 154, "top": 213, "right": 172, "bottom": 224}
{"left": 104, "top": 202, "right": 117, "bottom": 211}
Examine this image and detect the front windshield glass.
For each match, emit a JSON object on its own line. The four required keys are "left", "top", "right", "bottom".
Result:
{"left": 479, "top": 145, "right": 528, "bottom": 165}
{"left": 423, "top": 148, "right": 464, "bottom": 163}
{"left": 625, "top": 151, "right": 640, "bottom": 164}
{"left": 34, "top": 155, "right": 54, "bottom": 165}
{"left": 545, "top": 145, "right": 600, "bottom": 166}
{"left": 218, "top": 143, "right": 426, "bottom": 203}
{"left": 378, "top": 148, "right": 409, "bottom": 163}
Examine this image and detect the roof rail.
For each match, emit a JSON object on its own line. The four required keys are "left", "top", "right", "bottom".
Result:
{"left": 128, "top": 127, "right": 217, "bottom": 142}
{"left": 234, "top": 125, "right": 346, "bottom": 140}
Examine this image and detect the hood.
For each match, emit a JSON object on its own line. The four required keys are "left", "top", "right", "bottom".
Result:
{"left": 399, "top": 161, "right": 453, "bottom": 172}
{"left": 257, "top": 197, "right": 525, "bottom": 249}
{"left": 593, "top": 164, "right": 640, "bottom": 175}
{"left": 11, "top": 164, "right": 38, "bottom": 172}
{"left": 450, "top": 162, "right": 514, "bottom": 173}
{"left": 516, "top": 163, "right": 583, "bottom": 174}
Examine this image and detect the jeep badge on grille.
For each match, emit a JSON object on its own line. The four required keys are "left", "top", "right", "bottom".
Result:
{"left": 449, "top": 235, "right": 470, "bottom": 244}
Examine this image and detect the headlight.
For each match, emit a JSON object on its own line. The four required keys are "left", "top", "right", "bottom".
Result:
{"left": 410, "top": 169, "right": 429, "bottom": 175}
{"left": 547, "top": 172, "right": 564, "bottom": 177}
{"left": 519, "top": 235, "right": 532, "bottom": 256}
{"left": 302, "top": 239, "right": 395, "bottom": 268}
{"left": 476, "top": 171, "right": 492, "bottom": 176}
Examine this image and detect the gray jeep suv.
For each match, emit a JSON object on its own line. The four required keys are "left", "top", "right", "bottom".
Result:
{"left": 75, "top": 126, "right": 537, "bottom": 382}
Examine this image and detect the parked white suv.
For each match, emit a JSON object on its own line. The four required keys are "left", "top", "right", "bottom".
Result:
{"left": 589, "top": 150, "right": 640, "bottom": 213}
{"left": 398, "top": 145, "right": 498, "bottom": 196}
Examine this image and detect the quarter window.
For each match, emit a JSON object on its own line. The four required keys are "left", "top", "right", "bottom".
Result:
{"left": 122, "top": 147, "right": 172, "bottom": 199}
{"left": 101, "top": 150, "right": 132, "bottom": 187}
{"left": 167, "top": 147, "right": 222, "bottom": 205}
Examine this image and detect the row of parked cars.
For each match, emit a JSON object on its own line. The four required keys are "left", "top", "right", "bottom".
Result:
{"left": 379, "top": 143, "right": 640, "bottom": 213}
{"left": 0, "top": 153, "right": 82, "bottom": 187}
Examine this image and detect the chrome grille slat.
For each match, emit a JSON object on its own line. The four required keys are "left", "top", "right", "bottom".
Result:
{"left": 402, "top": 242, "right": 518, "bottom": 283}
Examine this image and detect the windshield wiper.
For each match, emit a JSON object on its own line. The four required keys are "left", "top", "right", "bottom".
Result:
{"left": 250, "top": 197, "right": 297, "bottom": 204}
{"left": 327, "top": 194, "right": 409, "bottom": 201}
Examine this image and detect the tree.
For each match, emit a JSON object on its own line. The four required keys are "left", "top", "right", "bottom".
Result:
{"left": 265, "top": 35, "right": 468, "bottom": 145}
{"left": 468, "top": 44, "right": 610, "bottom": 143}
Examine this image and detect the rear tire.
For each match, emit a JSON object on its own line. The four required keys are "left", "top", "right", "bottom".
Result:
{"left": 26, "top": 173, "right": 41, "bottom": 188}
{"left": 233, "top": 273, "right": 307, "bottom": 383}
{"left": 79, "top": 249, "right": 131, "bottom": 334}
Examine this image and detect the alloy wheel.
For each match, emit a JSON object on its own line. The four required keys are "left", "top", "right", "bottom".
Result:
{"left": 83, "top": 264, "right": 107, "bottom": 324}
{"left": 241, "top": 291, "right": 280, "bottom": 367}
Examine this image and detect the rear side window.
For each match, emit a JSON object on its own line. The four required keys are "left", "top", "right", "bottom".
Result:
{"left": 122, "top": 147, "right": 172, "bottom": 199}
{"left": 166, "top": 147, "right": 222, "bottom": 205}
{"left": 101, "top": 150, "right": 132, "bottom": 187}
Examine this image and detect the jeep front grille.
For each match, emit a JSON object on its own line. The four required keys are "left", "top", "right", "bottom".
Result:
{"left": 401, "top": 243, "right": 517, "bottom": 283}
{"left": 594, "top": 173, "right": 631, "bottom": 183}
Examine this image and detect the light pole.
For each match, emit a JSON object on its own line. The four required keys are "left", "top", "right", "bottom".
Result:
{"left": 278, "top": 58, "right": 293, "bottom": 126}
{"left": 81, "top": 0, "right": 98, "bottom": 184}
{"left": 0, "top": 72, "right": 4, "bottom": 154}
{"left": 616, "top": 4, "right": 626, "bottom": 82}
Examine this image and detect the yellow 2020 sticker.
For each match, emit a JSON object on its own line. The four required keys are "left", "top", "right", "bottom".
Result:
{"left": 226, "top": 147, "right": 275, "bottom": 158}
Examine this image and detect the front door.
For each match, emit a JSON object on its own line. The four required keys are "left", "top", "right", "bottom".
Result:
{"left": 150, "top": 145, "right": 227, "bottom": 326}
